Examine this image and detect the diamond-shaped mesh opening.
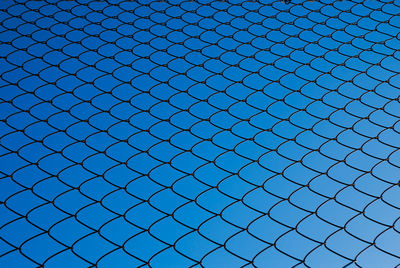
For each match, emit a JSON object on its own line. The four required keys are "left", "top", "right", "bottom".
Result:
{"left": 2, "top": 0, "right": 400, "bottom": 267}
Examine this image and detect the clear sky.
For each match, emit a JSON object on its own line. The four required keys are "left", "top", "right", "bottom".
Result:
{"left": 1, "top": 0, "right": 400, "bottom": 267}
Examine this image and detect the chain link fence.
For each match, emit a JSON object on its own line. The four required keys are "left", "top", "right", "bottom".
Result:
{"left": 2, "top": 0, "right": 400, "bottom": 267}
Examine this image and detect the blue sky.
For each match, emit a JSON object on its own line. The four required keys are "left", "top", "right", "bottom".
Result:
{"left": 1, "top": 0, "right": 400, "bottom": 267}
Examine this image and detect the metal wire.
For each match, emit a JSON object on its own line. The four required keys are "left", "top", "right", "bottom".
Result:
{"left": 1, "top": 0, "right": 400, "bottom": 267}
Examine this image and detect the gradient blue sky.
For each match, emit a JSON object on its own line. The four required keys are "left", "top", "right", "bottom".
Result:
{"left": 1, "top": 0, "right": 400, "bottom": 267}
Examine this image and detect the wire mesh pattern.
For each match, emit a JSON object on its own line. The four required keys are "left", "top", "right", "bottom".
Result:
{"left": 2, "top": 0, "right": 400, "bottom": 267}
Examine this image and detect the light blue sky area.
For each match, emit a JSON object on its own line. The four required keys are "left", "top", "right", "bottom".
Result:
{"left": 1, "top": 0, "right": 400, "bottom": 267}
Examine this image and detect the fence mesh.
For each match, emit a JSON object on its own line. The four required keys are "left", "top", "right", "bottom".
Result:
{"left": 2, "top": 0, "right": 400, "bottom": 267}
